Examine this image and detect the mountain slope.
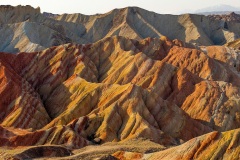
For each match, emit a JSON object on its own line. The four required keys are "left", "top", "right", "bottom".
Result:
{"left": 1, "top": 4, "right": 240, "bottom": 160}
{"left": 147, "top": 128, "right": 240, "bottom": 160}
{"left": 113, "top": 129, "right": 240, "bottom": 160}
{"left": 0, "top": 36, "right": 240, "bottom": 159}
{"left": 1, "top": 5, "right": 240, "bottom": 53}
{"left": 56, "top": 7, "right": 238, "bottom": 46}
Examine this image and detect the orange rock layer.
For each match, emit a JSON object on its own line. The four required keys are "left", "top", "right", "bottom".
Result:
{"left": 0, "top": 36, "right": 240, "bottom": 158}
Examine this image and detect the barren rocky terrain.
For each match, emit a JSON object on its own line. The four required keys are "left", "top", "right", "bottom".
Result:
{"left": 1, "top": 5, "right": 240, "bottom": 53}
{"left": 0, "top": 5, "right": 240, "bottom": 160}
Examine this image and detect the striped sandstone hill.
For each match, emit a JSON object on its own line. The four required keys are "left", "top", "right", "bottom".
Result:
{"left": 0, "top": 36, "right": 240, "bottom": 159}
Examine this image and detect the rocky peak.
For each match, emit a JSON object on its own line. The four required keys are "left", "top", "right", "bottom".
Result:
{"left": 229, "top": 11, "right": 237, "bottom": 16}
{"left": 208, "top": 11, "right": 240, "bottom": 22}
{"left": 43, "top": 12, "right": 59, "bottom": 18}
{"left": 0, "top": 5, "right": 41, "bottom": 24}
{"left": 0, "top": 5, "right": 40, "bottom": 13}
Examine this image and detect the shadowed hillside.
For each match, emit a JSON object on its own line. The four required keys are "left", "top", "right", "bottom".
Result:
{"left": 0, "top": 5, "right": 240, "bottom": 53}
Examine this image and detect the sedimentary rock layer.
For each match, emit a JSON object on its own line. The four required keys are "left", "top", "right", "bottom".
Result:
{"left": 147, "top": 128, "right": 240, "bottom": 160}
{"left": 0, "top": 36, "right": 240, "bottom": 159}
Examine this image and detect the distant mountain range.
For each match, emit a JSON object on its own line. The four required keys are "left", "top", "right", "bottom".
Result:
{"left": 194, "top": 4, "right": 240, "bottom": 15}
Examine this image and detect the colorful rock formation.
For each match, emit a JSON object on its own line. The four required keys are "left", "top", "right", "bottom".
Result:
{"left": 0, "top": 35, "right": 240, "bottom": 159}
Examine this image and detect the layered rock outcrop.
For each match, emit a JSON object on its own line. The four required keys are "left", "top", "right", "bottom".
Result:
{"left": 0, "top": 36, "right": 240, "bottom": 159}
{"left": 147, "top": 128, "right": 240, "bottom": 160}
{"left": 112, "top": 129, "right": 240, "bottom": 160}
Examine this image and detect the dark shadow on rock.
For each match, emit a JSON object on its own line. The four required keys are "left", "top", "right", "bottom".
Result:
{"left": 196, "top": 119, "right": 221, "bottom": 131}
{"left": 14, "top": 146, "right": 72, "bottom": 159}
{"left": 0, "top": 24, "right": 20, "bottom": 53}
